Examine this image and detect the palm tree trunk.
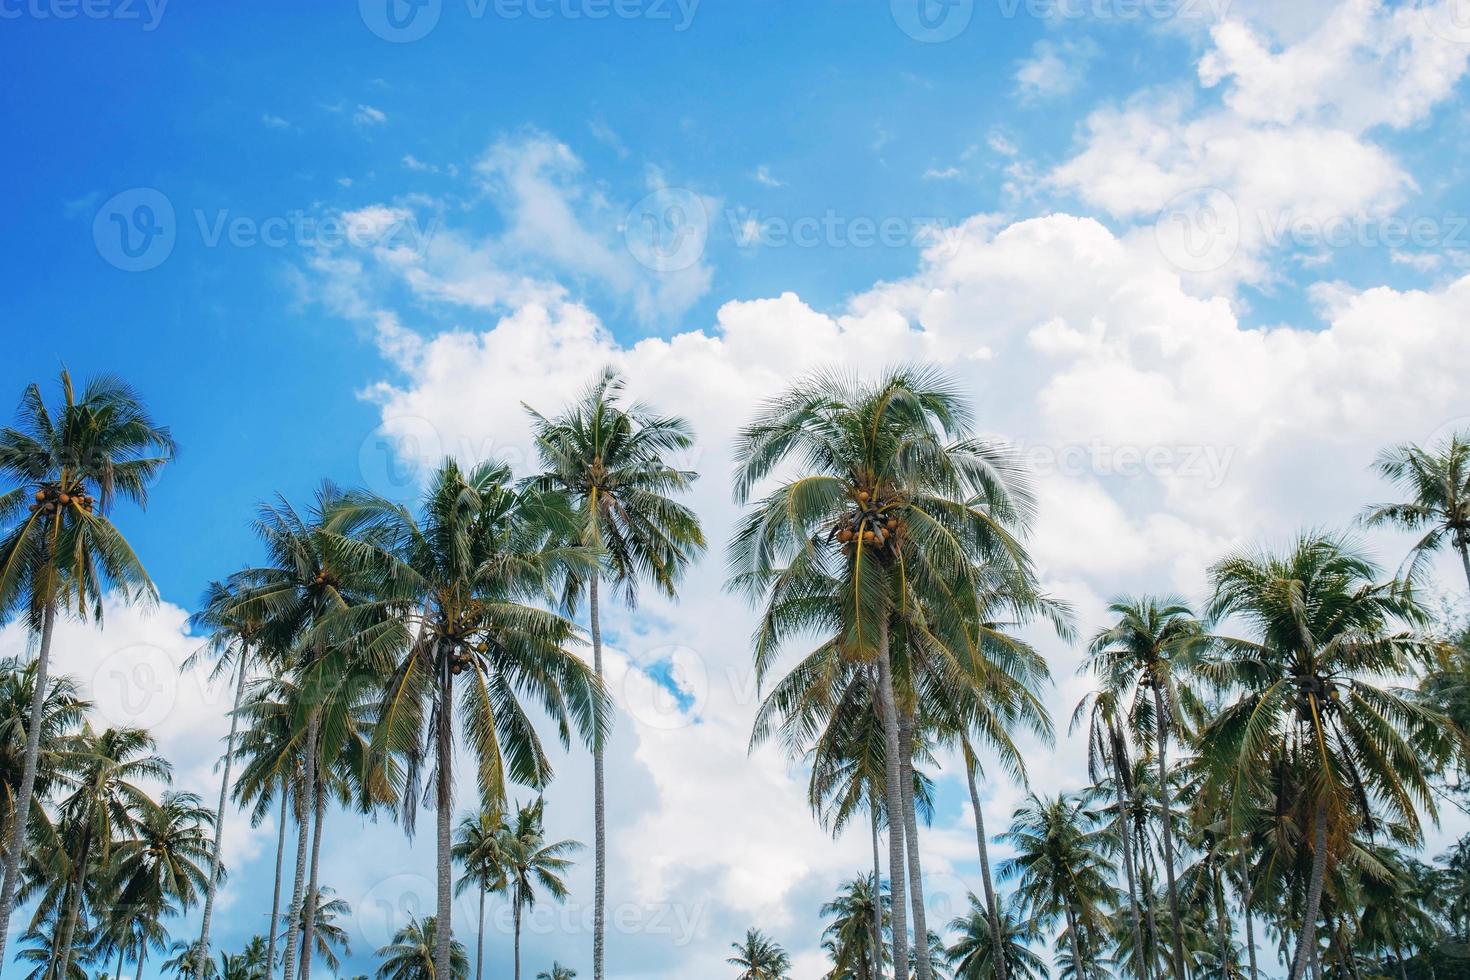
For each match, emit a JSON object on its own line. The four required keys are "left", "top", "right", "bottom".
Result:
{"left": 197, "top": 649, "right": 251, "bottom": 978}
{"left": 266, "top": 784, "right": 290, "bottom": 980}
{"left": 282, "top": 710, "right": 319, "bottom": 980}
{"left": 435, "top": 647, "right": 455, "bottom": 980}
{"left": 116, "top": 942, "right": 125, "bottom": 980}
{"left": 1066, "top": 903, "right": 1086, "bottom": 980}
{"left": 299, "top": 773, "right": 327, "bottom": 980}
{"left": 1290, "top": 799, "right": 1330, "bottom": 980}
{"left": 1134, "top": 792, "right": 1162, "bottom": 972}
{"left": 0, "top": 595, "right": 57, "bottom": 965}
{"left": 477, "top": 887, "right": 487, "bottom": 980}
{"left": 962, "top": 742, "right": 1008, "bottom": 980}
{"left": 54, "top": 818, "right": 96, "bottom": 979}
{"left": 1215, "top": 865, "right": 1232, "bottom": 979}
{"left": 590, "top": 574, "right": 607, "bottom": 980}
{"left": 514, "top": 901, "right": 524, "bottom": 980}
{"left": 135, "top": 944, "right": 147, "bottom": 980}
{"left": 1151, "top": 684, "right": 1188, "bottom": 980}
{"left": 1109, "top": 745, "right": 1148, "bottom": 980}
{"left": 1456, "top": 533, "right": 1470, "bottom": 595}
{"left": 875, "top": 632, "right": 910, "bottom": 980}
{"left": 871, "top": 803, "right": 885, "bottom": 980}
{"left": 1242, "top": 853, "right": 1259, "bottom": 980}
{"left": 897, "top": 709, "right": 933, "bottom": 980}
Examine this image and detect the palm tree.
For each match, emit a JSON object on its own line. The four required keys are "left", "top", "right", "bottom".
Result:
{"left": 336, "top": 458, "right": 606, "bottom": 980}
{"left": 454, "top": 804, "right": 508, "bottom": 980}
{"left": 112, "top": 790, "right": 216, "bottom": 938}
{"left": 374, "top": 916, "right": 469, "bottom": 980}
{"left": 946, "top": 895, "right": 1048, "bottom": 980}
{"left": 822, "top": 874, "right": 891, "bottom": 980}
{"left": 187, "top": 576, "right": 269, "bottom": 977}
{"left": 1362, "top": 431, "right": 1470, "bottom": 590}
{"left": 293, "top": 887, "right": 351, "bottom": 974}
{"left": 525, "top": 366, "right": 706, "bottom": 980}
{"left": 45, "top": 725, "right": 172, "bottom": 979}
{"left": 728, "top": 929, "right": 792, "bottom": 979}
{"left": 0, "top": 369, "right": 176, "bottom": 960}
{"left": 536, "top": 965, "right": 576, "bottom": 980}
{"left": 1197, "top": 532, "right": 1462, "bottom": 980}
{"left": 731, "top": 366, "right": 1035, "bottom": 980}
{"left": 1084, "top": 596, "right": 1204, "bottom": 980}
{"left": 0, "top": 657, "right": 88, "bottom": 852}
{"left": 999, "top": 794, "right": 1115, "bottom": 980}
{"left": 501, "top": 797, "right": 581, "bottom": 980}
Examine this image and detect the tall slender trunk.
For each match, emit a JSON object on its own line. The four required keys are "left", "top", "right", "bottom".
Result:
{"left": 897, "top": 710, "right": 932, "bottom": 980}
{"left": 590, "top": 575, "right": 607, "bottom": 980}
{"left": 435, "top": 645, "right": 455, "bottom": 980}
{"left": 282, "top": 710, "right": 319, "bottom": 980}
{"left": 299, "top": 775, "right": 327, "bottom": 980}
{"left": 1151, "top": 684, "right": 1188, "bottom": 980}
{"left": 1456, "top": 534, "right": 1470, "bottom": 595}
{"left": 1065, "top": 903, "right": 1086, "bottom": 980}
{"left": 871, "top": 802, "right": 885, "bottom": 980}
{"left": 963, "top": 742, "right": 1008, "bottom": 980}
{"left": 514, "top": 901, "right": 523, "bottom": 980}
{"left": 875, "top": 632, "right": 910, "bottom": 980}
{"left": 116, "top": 943, "right": 125, "bottom": 980}
{"left": 1109, "top": 742, "right": 1148, "bottom": 980}
{"left": 197, "top": 650, "right": 251, "bottom": 977}
{"left": 1241, "top": 843, "right": 1259, "bottom": 980}
{"left": 1290, "top": 799, "right": 1330, "bottom": 980}
{"left": 0, "top": 596, "right": 58, "bottom": 965}
{"left": 1309, "top": 935, "right": 1324, "bottom": 980}
{"left": 1133, "top": 788, "right": 1162, "bottom": 973}
{"left": 476, "top": 887, "right": 487, "bottom": 980}
{"left": 135, "top": 945, "right": 147, "bottom": 980}
{"left": 266, "top": 783, "right": 290, "bottom": 980}
{"left": 1215, "top": 865, "right": 1231, "bottom": 978}
{"left": 54, "top": 817, "right": 96, "bottom": 979}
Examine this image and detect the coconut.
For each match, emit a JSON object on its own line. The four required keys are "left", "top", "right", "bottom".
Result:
{"left": 33, "top": 491, "right": 44, "bottom": 502}
{"left": 58, "top": 494, "right": 70, "bottom": 505}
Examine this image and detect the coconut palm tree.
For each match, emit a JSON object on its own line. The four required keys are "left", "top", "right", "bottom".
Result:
{"left": 999, "top": 794, "right": 1115, "bottom": 980}
{"left": 1197, "top": 532, "right": 1462, "bottom": 980}
{"left": 0, "top": 369, "right": 176, "bottom": 960}
{"left": 1084, "top": 596, "right": 1204, "bottom": 980}
{"left": 454, "top": 804, "right": 508, "bottom": 980}
{"left": 112, "top": 790, "right": 215, "bottom": 934}
{"left": 334, "top": 458, "right": 606, "bottom": 980}
{"left": 501, "top": 798, "right": 580, "bottom": 980}
{"left": 731, "top": 366, "right": 1035, "bottom": 980}
{"left": 822, "top": 874, "right": 891, "bottom": 980}
{"left": 0, "top": 656, "right": 89, "bottom": 874}
{"left": 1362, "top": 431, "right": 1470, "bottom": 591}
{"left": 187, "top": 576, "right": 270, "bottom": 977}
{"left": 291, "top": 887, "right": 351, "bottom": 974}
{"left": 525, "top": 366, "right": 705, "bottom": 980}
{"left": 729, "top": 929, "right": 792, "bottom": 979}
{"left": 946, "top": 895, "right": 1048, "bottom": 980}
{"left": 536, "top": 965, "right": 576, "bottom": 980}
{"left": 44, "top": 726, "right": 172, "bottom": 980}
{"left": 374, "top": 916, "right": 469, "bottom": 980}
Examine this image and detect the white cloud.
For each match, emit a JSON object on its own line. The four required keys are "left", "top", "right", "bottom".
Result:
{"left": 354, "top": 104, "right": 388, "bottom": 127}
{"left": 1014, "top": 38, "right": 1098, "bottom": 103}
{"left": 752, "top": 165, "right": 784, "bottom": 188}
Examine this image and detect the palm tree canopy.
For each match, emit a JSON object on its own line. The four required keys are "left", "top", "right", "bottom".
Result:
{"left": 374, "top": 915, "right": 469, "bottom": 980}
{"left": 729, "top": 928, "right": 793, "bottom": 979}
{"left": 1362, "top": 431, "right": 1470, "bottom": 580}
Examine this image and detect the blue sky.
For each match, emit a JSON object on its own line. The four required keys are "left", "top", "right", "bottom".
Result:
{"left": 5, "top": 1, "right": 1470, "bottom": 977}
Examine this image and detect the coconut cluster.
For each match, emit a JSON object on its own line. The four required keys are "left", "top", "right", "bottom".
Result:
{"left": 450, "top": 642, "right": 488, "bottom": 677}
{"left": 833, "top": 489, "right": 900, "bottom": 556}
{"left": 1294, "top": 675, "right": 1341, "bottom": 721}
{"left": 29, "top": 485, "right": 95, "bottom": 516}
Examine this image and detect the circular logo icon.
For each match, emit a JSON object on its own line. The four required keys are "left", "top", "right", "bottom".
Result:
{"left": 891, "top": 0, "right": 975, "bottom": 43}
{"left": 1423, "top": 415, "right": 1470, "bottom": 451}
{"left": 1423, "top": 0, "right": 1470, "bottom": 45}
{"left": 622, "top": 645, "right": 708, "bottom": 731}
{"left": 358, "top": 416, "right": 444, "bottom": 500}
{"left": 1153, "top": 186, "right": 1241, "bottom": 274}
{"left": 360, "top": 0, "right": 442, "bottom": 43}
{"left": 93, "top": 188, "right": 176, "bottom": 272}
{"left": 90, "top": 642, "right": 180, "bottom": 730}
{"left": 623, "top": 188, "right": 709, "bottom": 274}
